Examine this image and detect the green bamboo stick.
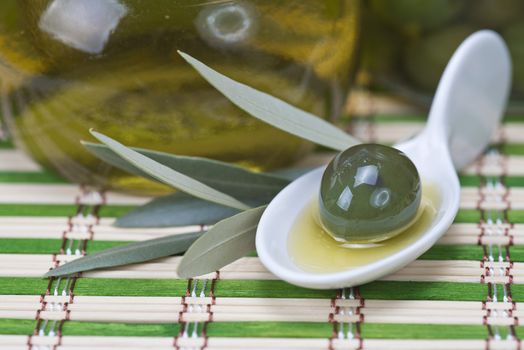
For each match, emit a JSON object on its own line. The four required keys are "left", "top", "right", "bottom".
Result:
{"left": 0, "top": 319, "right": 35, "bottom": 335}
{"left": 0, "top": 239, "right": 131, "bottom": 254}
{"left": 62, "top": 321, "right": 180, "bottom": 337}
{"left": 454, "top": 210, "right": 482, "bottom": 223}
{"left": 72, "top": 278, "right": 189, "bottom": 297}
{"left": 360, "top": 323, "right": 489, "bottom": 339}
{"left": 1, "top": 278, "right": 522, "bottom": 300}
{"left": 0, "top": 204, "right": 490, "bottom": 223}
{"left": 418, "top": 245, "right": 485, "bottom": 261}
{"left": 0, "top": 204, "right": 136, "bottom": 217}
{"left": 458, "top": 176, "right": 482, "bottom": 187}
{"left": 0, "top": 139, "right": 13, "bottom": 149}
{"left": 0, "top": 277, "right": 49, "bottom": 295}
{"left": 0, "top": 239, "right": 496, "bottom": 260}
{"left": 0, "top": 170, "right": 67, "bottom": 183}
{"left": 206, "top": 322, "right": 332, "bottom": 338}
{"left": 0, "top": 319, "right": 507, "bottom": 340}
{"left": 359, "top": 281, "right": 488, "bottom": 301}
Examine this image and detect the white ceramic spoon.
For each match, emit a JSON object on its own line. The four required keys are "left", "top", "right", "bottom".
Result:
{"left": 256, "top": 30, "right": 512, "bottom": 289}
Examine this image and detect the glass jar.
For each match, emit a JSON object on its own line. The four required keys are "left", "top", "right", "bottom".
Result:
{"left": 0, "top": 0, "right": 360, "bottom": 194}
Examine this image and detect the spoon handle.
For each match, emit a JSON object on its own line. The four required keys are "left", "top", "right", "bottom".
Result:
{"left": 425, "top": 30, "right": 511, "bottom": 171}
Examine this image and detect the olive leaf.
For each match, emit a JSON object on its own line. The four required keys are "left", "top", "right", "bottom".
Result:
{"left": 45, "top": 231, "right": 204, "bottom": 277}
{"left": 178, "top": 51, "right": 360, "bottom": 151}
{"left": 90, "top": 130, "right": 250, "bottom": 211}
{"left": 114, "top": 167, "right": 315, "bottom": 228}
{"left": 83, "top": 141, "right": 290, "bottom": 199}
{"left": 115, "top": 192, "right": 272, "bottom": 227}
{"left": 270, "top": 166, "right": 317, "bottom": 181}
{"left": 177, "top": 205, "right": 267, "bottom": 278}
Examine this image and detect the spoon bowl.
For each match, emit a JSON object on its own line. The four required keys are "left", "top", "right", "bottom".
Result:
{"left": 256, "top": 30, "right": 511, "bottom": 289}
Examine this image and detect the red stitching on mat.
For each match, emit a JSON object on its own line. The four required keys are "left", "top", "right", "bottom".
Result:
{"left": 178, "top": 295, "right": 187, "bottom": 324}
{"left": 31, "top": 188, "right": 103, "bottom": 347}
{"left": 26, "top": 335, "right": 33, "bottom": 350}
{"left": 330, "top": 296, "right": 336, "bottom": 308}
{"left": 328, "top": 287, "right": 365, "bottom": 349}
{"left": 30, "top": 282, "right": 51, "bottom": 350}
{"left": 174, "top": 280, "right": 192, "bottom": 349}
{"left": 174, "top": 323, "right": 187, "bottom": 350}
{"left": 486, "top": 283, "right": 493, "bottom": 302}
{"left": 52, "top": 320, "right": 65, "bottom": 350}
{"left": 506, "top": 246, "right": 512, "bottom": 262}
{"left": 210, "top": 272, "right": 220, "bottom": 302}
{"left": 328, "top": 289, "right": 342, "bottom": 350}
{"left": 476, "top": 193, "right": 485, "bottom": 212}
{"left": 200, "top": 322, "right": 209, "bottom": 350}
{"left": 200, "top": 272, "right": 220, "bottom": 350}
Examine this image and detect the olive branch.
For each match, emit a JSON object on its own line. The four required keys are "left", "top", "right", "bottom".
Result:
{"left": 45, "top": 52, "right": 361, "bottom": 279}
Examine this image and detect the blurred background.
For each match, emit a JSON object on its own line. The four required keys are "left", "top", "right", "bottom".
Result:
{"left": 359, "top": 0, "right": 524, "bottom": 110}
{"left": 0, "top": 0, "right": 521, "bottom": 194}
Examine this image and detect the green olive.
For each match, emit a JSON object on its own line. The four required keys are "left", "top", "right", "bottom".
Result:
{"left": 503, "top": 22, "right": 524, "bottom": 96}
{"left": 403, "top": 25, "right": 474, "bottom": 92}
{"left": 319, "top": 144, "right": 421, "bottom": 243}
{"left": 469, "top": 0, "right": 524, "bottom": 28}
{"left": 370, "top": 0, "right": 464, "bottom": 36}
{"left": 359, "top": 8, "right": 400, "bottom": 75}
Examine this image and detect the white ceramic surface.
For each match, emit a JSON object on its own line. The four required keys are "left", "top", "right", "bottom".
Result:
{"left": 256, "top": 30, "right": 512, "bottom": 289}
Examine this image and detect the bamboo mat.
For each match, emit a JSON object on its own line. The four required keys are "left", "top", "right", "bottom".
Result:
{"left": 1, "top": 94, "right": 524, "bottom": 350}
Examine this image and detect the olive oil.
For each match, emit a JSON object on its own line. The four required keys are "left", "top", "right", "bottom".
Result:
{"left": 288, "top": 182, "right": 440, "bottom": 273}
{"left": 0, "top": 0, "right": 360, "bottom": 194}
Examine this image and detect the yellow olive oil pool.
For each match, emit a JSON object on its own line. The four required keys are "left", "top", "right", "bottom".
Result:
{"left": 288, "top": 182, "right": 440, "bottom": 273}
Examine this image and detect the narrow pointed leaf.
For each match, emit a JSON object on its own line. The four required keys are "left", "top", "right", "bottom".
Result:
{"left": 177, "top": 205, "right": 267, "bottom": 278}
{"left": 179, "top": 51, "right": 360, "bottom": 151}
{"left": 83, "top": 141, "right": 290, "bottom": 199}
{"left": 90, "top": 130, "right": 250, "bottom": 211}
{"left": 44, "top": 231, "right": 204, "bottom": 277}
{"left": 270, "top": 166, "right": 317, "bottom": 181}
{"left": 115, "top": 192, "right": 272, "bottom": 227}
